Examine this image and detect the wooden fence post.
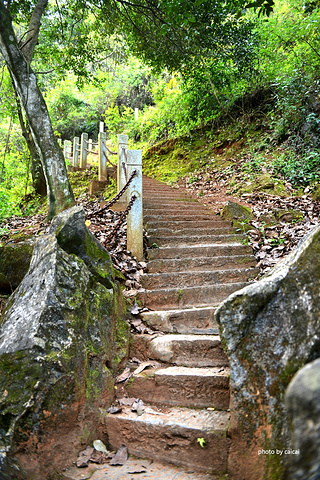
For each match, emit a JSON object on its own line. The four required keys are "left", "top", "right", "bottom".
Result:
{"left": 126, "top": 149, "right": 143, "bottom": 261}
{"left": 80, "top": 133, "right": 88, "bottom": 169}
{"left": 98, "top": 131, "right": 107, "bottom": 181}
{"left": 135, "top": 108, "right": 139, "bottom": 121}
{"left": 100, "top": 121, "right": 104, "bottom": 133}
{"left": 73, "top": 136, "right": 80, "bottom": 167}
{"left": 117, "top": 134, "right": 128, "bottom": 204}
{"left": 88, "top": 138, "right": 93, "bottom": 154}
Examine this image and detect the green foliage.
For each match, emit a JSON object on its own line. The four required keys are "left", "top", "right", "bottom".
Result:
{"left": 0, "top": 122, "right": 33, "bottom": 220}
{"left": 272, "top": 149, "right": 320, "bottom": 186}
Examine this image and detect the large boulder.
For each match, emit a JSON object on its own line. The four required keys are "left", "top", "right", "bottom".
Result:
{"left": 285, "top": 358, "right": 320, "bottom": 480}
{"left": 0, "top": 208, "right": 129, "bottom": 479}
{"left": 215, "top": 223, "right": 320, "bottom": 480}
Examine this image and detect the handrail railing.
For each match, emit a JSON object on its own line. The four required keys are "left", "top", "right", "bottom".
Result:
{"left": 61, "top": 125, "right": 143, "bottom": 260}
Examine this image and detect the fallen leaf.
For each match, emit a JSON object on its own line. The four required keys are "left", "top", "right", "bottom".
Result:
{"left": 132, "top": 361, "right": 160, "bottom": 376}
{"left": 108, "top": 405, "right": 122, "bottom": 414}
{"left": 109, "top": 444, "right": 128, "bottom": 466}
{"left": 116, "top": 367, "right": 131, "bottom": 383}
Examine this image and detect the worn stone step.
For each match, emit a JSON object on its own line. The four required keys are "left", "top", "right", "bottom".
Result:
{"left": 144, "top": 214, "right": 218, "bottom": 222}
{"left": 147, "top": 243, "right": 252, "bottom": 260}
{"left": 147, "top": 226, "right": 238, "bottom": 236}
{"left": 144, "top": 203, "right": 204, "bottom": 211}
{"left": 144, "top": 199, "right": 200, "bottom": 206}
{"left": 137, "top": 282, "right": 248, "bottom": 310}
{"left": 148, "top": 233, "right": 246, "bottom": 247}
{"left": 104, "top": 406, "right": 229, "bottom": 474}
{"left": 148, "top": 334, "right": 228, "bottom": 367}
{"left": 143, "top": 192, "right": 189, "bottom": 198}
{"left": 144, "top": 207, "right": 213, "bottom": 215}
{"left": 141, "top": 268, "right": 258, "bottom": 289}
{"left": 141, "top": 306, "right": 219, "bottom": 335}
{"left": 125, "top": 365, "right": 230, "bottom": 409}
{"left": 145, "top": 219, "right": 232, "bottom": 229}
{"left": 147, "top": 254, "right": 256, "bottom": 273}
{"left": 63, "top": 456, "right": 220, "bottom": 480}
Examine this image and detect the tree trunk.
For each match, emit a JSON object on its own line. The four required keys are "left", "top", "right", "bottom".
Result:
{"left": 15, "top": 92, "right": 47, "bottom": 198}
{"left": 0, "top": 3, "right": 75, "bottom": 219}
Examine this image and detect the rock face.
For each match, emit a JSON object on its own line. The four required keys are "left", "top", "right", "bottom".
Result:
{"left": 0, "top": 237, "right": 36, "bottom": 292}
{"left": 215, "top": 223, "right": 320, "bottom": 480}
{"left": 0, "top": 207, "right": 129, "bottom": 479}
{"left": 285, "top": 358, "right": 320, "bottom": 480}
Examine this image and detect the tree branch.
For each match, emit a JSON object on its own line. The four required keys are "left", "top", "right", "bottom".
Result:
{"left": 21, "top": 0, "right": 49, "bottom": 64}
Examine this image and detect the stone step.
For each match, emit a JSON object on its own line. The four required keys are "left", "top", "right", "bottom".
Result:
{"left": 144, "top": 214, "right": 218, "bottom": 222}
{"left": 145, "top": 219, "right": 232, "bottom": 229}
{"left": 144, "top": 203, "right": 204, "bottom": 210}
{"left": 141, "top": 268, "right": 259, "bottom": 289}
{"left": 144, "top": 208, "right": 213, "bottom": 215}
{"left": 63, "top": 456, "right": 221, "bottom": 480}
{"left": 143, "top": 192, "right": 190, "bottom": 199}
{"left": 144, "top": 199, "right": 200, "bottom": 206}
{"left": 147, "top": 243, "right": 252, "bottom": 260}
{"left": 147, "top": 254, "right": 256, "bottom": 273}
{"left": 147, "top": 226, "right": 238, "bottom": 236}
{"left": 148, "top": 233, "right": 246, "bottom": 247}
{"left": 125, "top": 365, "right": 230, "bottom": 409}
{"left": 104, "top": 406, "right": 229, "bottom": 474}
{"left": 141, "top": 306, "right": 219, "bottom": 335}
{"left": 148, "top": 334, "right": 228, "bottom": 367}
{"left": 137, "top": 282, "right": 248, "bottom": 310}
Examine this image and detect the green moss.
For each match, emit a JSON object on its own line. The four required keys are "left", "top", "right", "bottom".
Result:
{"left": 68, "top": 168, "right": 98, "bottom": 199}
{"left": 143, "top": 136, "right": 212, "bottom": 183}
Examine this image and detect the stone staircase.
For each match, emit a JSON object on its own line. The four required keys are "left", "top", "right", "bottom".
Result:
{"left": 104, "top": 176, "right": 258, "bottom": 477}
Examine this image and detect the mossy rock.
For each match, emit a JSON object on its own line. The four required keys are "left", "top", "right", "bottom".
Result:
{"left": 0, "top": 209, "right": 129, "bottom": 478}
{"left": 0, "top": 237, "right": 36, "bottom": 293}
{"left": 49, "top": 205, "right": 114, "bottom": 288}
{"left": 221, "top": 201, "right": 253, "bottom": 221}
{"left": 273, "top": 208, "right": 304, "bottom": 223}
{"left": 256, "top": 173, "right": 275, "bottom": 191}
{"left": 216, "top": 223, "right": 320, "bottom": 479}
{"left": 311, "top": 184, "right": 320, "bottom": 201}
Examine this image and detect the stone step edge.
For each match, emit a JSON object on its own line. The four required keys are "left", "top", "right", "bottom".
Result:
{"left": 143, "top": 267, "right": 257, "bottom": 278}
{"left": 105, "top": 405, "right": 230, "bottom": 432}
{"left": 148, "top": 242, "right": 245, "bottom": 250}
{"left": 135, "top": 364, "right": 230, "bottom": 380}
{"left": 141, "top": 306, "right": 219, "bottom": 334}
{"left": 140, "top": 281, "right": 248, "bottom": 294}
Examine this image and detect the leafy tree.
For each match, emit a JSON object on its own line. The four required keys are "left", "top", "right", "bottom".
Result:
{"left": 0, "top": 0, "right": 257, "bottom": 218}
{"left": 0, "top": 0, "right": 74, "bottom": 219}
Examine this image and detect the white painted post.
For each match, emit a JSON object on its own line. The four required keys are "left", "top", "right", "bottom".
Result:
{"left": 80, "top": 133, "right": 88, "bottom": 169}
{"left": 88, "top": 138, "right": 93, "bottom": 153}
{"left": 135, "top": 108, "right": 139, "bottom": 121}
{"left": 127, "top": 150, "right": 143, "bottom": 261}
{"left": 73, "top": 136, "right": 80, "bottom": 167}
{"left": 63, "top": 140, "right": 72, "bottom": 163}
{"left": 98, "top": 131, "right": 107, "bottom": 181}
{"left": 100, "top": 121, "right": 104, "bottom": 133}
{"left": 117, "top": 134, "right": 129, "bottom": 203}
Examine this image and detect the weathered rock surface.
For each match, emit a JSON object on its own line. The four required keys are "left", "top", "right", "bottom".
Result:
{"left": 221, "top": 200, "right": 253, "bottom": 221}
{"left": 49, "top": 205, "right": 113, "bottom": 288}
{"left": 216, "top": 223, "right": 320, "bottom": 480}
{"left": 0, "top": 208, "right": 129, "bottom": 479}
{"left": 0, "top": 237, "right": 36, "bottom": 292}
{"left": 285, "top": 358, "right": 320, "bottom": 480}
